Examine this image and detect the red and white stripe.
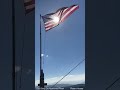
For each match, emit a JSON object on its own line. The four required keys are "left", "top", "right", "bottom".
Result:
{"left": 44, "top": 11, "right": 62, "bottom": 31}
{"left": 60, "top": 5, "right": 79, "bottom": 23}
{"left": 43, "top": 5, "right": 79, "bottom": 31}
{"left": 24, "top": 0, "right": 35, "bottom": 14}
{"left": 45, "top": 22, "right": 58, "bottom": 31}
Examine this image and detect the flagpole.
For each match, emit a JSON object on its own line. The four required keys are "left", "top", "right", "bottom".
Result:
{"left": 40, "top": 14, "right": 44, "bottom": 88}
{"left": 40, "top": 14, "right": 42, "bottom": 77}
{"left": 12, "top": 0, "right": 15, "bottom": 89}
{"left": 38, "top": 14, "right": 47, "bottom": 89}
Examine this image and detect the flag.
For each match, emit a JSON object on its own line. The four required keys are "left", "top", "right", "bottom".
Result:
{"left": 24, "top": 0, "right": 35, "bottom": 14}
{"left": 42, "top": 5, "right": 79, "bottom": 31}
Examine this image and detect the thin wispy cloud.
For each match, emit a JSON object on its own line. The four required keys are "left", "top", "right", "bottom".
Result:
{"left": 35, "top": 74, "right": 85, "bottom": 86}
{"left": 46, "top": 55, "right": 49, "bottom": 57}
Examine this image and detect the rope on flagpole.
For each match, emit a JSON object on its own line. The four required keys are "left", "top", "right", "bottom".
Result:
{"left": 43, "top": 31, "right": 46, "bottom": 70}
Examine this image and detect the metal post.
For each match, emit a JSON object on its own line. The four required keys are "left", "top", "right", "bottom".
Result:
{"left": 38, "top": 15, "right": 47, "bottom": 89}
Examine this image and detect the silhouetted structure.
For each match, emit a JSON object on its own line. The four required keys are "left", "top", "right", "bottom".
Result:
{"left": 0, "top": 0, "right": 34, "bottom": 90}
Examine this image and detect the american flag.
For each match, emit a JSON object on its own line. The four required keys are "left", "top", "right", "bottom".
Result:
{"left": 42, "top": 5, "right": 79, "bottom": 31}
{"left": 24, "top": 0, "right": 35, "bottom": 14}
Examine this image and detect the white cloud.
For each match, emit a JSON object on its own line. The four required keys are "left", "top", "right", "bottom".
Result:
{"left": 35, "top": 74, "right": 85, "bottom": 86}
{"left": 35, "top": 80, "right": 40, "bottom": 86}
{"left": 46, "top": 55, "right": 48, "bottom": 57}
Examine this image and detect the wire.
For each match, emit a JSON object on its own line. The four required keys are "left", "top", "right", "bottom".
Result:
{"left": 51, "top": 59, "right": 85, "bottom": 88}
{"left": 57, "top": 58, "right": 79, "bottom": 78}
{"left": 106, "top": 76, "right": 120, "bottom": 90}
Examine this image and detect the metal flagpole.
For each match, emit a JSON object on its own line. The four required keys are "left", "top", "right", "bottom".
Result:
{"left": 40, "top": 14, "right": 42, "bottom": 78}
{"left": 38, "top": 14, "right": 47, "bottom": 89}
{"left": 12, "top": 0, "right": 15, "bottom": 90}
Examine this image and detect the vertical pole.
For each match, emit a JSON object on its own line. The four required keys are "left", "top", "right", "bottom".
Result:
{"left": 40, "top": 14, "right": 44, "bottom": 88}
{"left": 38, "top": 15, "right": 47, "bottom": 89}
{"left": 40, "top": 14, "right": 42, "bottom": 74}
{"left": 12, "top": 0, "right": 15, "bottom": 90}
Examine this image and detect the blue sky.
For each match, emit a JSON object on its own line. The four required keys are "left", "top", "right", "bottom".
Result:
{"left": 35, "top": 0, "right": 85, "bottom": 86}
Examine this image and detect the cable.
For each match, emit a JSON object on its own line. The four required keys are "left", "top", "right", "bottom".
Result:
{"left": 57, "top": 58, "right": 79, "bottom": 78}
{"left": 106, "top": 76, "right": 120, "bottom": 90}
{"left": 51, "top": 59, "right": 85, "bottom": 88}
